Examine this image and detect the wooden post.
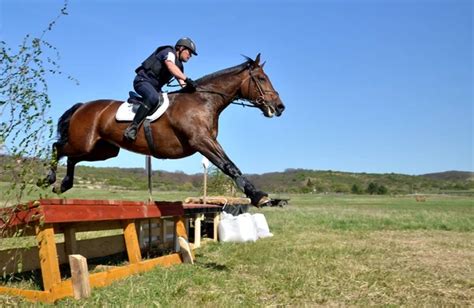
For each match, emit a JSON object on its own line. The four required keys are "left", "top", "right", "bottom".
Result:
{"left": 146, "top": 155, "right": 153, "bottom": 202}
{"left": 161, "top": 218, "right": 167, "bottom": 249}
{"left": 122, "top": 220, "right": 142, "bottom": 264}
{"left": 178, "top": 237, "right": 194, "bottom": 264}
{"left": 64, "top": 227, "right": 77, "bottom": 257}
{"left": 213, "top": 212, "right": 220, "bottom": 242}
{"left": 174, "top": 216, "right": 187, "bottom": 240}
{"left": 175, "top": 216, "right": 193, "bottom": 264}
{"left": 203, "top": 167, "right": 207, "bottom": 205}
{"left": 202, "top": 156, "right": 209, "bottom": 205}
{"left": 36, "top": 224, "right": 61, "bottom": 291}
{"left": 194, "top": 214, "right": 205, "bottom": 248}
{"left": 69, "top": 254, "right": 91, "bottom": 299}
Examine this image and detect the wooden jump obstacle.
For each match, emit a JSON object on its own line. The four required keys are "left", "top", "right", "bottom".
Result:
{"left": 0, "top": 199, "right": 222, "bottom": 303}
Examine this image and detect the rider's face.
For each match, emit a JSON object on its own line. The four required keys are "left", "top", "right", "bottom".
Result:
{"left": 180, "top": 48, "right": 192, "bottom": 63}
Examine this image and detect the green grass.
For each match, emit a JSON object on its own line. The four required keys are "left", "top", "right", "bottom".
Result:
{"left": 0, "top": 188, "right": 473, "bottom": 306}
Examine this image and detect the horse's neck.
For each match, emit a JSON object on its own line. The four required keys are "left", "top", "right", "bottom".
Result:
{"left": 204, "top": 73, "right": 244, "bottom": 114}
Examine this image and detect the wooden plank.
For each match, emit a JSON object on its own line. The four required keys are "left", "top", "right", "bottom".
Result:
{"left": 56, "top": 220, "right": 123, "bottom": 234}
{"left": 36, "top": 224, "right": 61, "bottom": 291}
{"left": 49, "top": 253, "right": 183, "bottom": 302}
{"left": 122, "top": 220, "right": 141, "bottom": 264}
{"left": 0, "top": 234, "right": 125, "bottom": 275}
{"left": 69, "top": 255, "right": 91, "bottom": 299}
{"left": 1, "top": 200, "right": 185, "bottom": 230}
{"left": 0, "top": 286, "right": 52, "bottom": 303}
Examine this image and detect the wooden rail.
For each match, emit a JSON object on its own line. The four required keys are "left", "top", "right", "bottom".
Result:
{"left": 0, "top": 199, "right": 222, "bottom": 303}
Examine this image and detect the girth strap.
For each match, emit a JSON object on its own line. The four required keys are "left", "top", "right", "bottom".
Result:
{"left": 143, "top": 119, "right": 160, "bottom": 157}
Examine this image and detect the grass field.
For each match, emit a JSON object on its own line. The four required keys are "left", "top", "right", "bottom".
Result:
{"left": 0, "top": 186, "right": 473, "bottom": 306}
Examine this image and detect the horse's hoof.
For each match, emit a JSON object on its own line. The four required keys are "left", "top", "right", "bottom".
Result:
{"left": 257, "top": 196, "right": 272, "bottom": 207}
{"left": 36, "top": 178, "right": 47, "bottom": 188}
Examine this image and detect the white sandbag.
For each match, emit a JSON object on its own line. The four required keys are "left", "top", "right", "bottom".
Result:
{"left": 218, "top": 212, "right": 258, "bottom": 242}
{"left": 237, "top": 213, "right": 258, "bottom": 242}
{"left": 252, "top": 213, "right": 273, "bottom": 238}
{"left": 218, "top": 213, "right": 240, "bottom": 242}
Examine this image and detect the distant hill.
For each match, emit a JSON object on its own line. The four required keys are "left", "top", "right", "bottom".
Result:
{"left": 41, "top": 166, "right": 474, "bottom": 195}
{"left": 421, "top": 171, "right": 474, "bottom": 181}
{"left": 1, "top": 155, "right": 472, "bottom": 195}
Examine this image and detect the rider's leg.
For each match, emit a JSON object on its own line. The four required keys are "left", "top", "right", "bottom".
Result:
{"left": 123, "top": 80, "right": 161, "bottom": 141}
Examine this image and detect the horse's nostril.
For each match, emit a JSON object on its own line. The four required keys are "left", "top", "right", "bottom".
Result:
{"left": 278, "top": 105, "right": 285, "bottom": 113}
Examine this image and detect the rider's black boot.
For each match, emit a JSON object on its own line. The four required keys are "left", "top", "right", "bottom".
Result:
{"left": 123, "top": 104, "right": 149, "bottom": 141}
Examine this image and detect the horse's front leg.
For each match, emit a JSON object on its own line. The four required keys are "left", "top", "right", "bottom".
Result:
{"left": 196, "top": 138, "right": 270, "bottom": 207}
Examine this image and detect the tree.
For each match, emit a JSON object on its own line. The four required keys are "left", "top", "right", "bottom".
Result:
{"left": 0, "top": 1, "right": 74, "bottom": 206}
{"left": 207, "top": 166, "right": 236, "bottom": 195}
{"left": 351, "top": 184, "right": 363, "bottom": 194}
{"left": 377, "top": 185, "right": 388, "bottom": 195}
{"left": 366, "top": 182, "right": 379, "bottom": 195}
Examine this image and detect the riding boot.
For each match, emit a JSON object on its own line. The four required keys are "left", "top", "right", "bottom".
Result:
{"left": 123, "top": 104, "right": 150, "bottom": 141}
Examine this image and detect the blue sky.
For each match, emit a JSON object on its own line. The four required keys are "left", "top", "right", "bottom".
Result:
{"left": 1, "top": 0, "right": 472, "bottom": 175}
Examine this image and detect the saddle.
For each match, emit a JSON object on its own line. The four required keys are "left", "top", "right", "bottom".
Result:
{"left": 115, "top": 91, "right": 169, "bottom": 122}
{"left": 127, "top": 91, "right": 164, "bottom": 115}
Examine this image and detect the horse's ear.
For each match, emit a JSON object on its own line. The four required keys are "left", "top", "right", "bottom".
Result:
{"left": 241, "top": 54, "right": 254, "bottom": 66}
{"left": 261, "top": 61, "right": 266, "bottom": 68}
{"left": 255, "top": 53, "right": 261, "bottom": 66}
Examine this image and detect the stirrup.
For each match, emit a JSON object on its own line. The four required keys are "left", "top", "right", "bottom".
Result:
{"left": 123, "top": 124, "right": 138, "bottom": 141}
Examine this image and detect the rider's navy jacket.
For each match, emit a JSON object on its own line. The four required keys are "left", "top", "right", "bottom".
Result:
{"left": 135, "top": 46, "right": 184, "bottom": 90}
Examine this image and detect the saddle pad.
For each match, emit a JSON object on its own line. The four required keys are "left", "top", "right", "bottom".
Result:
{"left": 115, "top": 93, "right": 169, "bottom": 122}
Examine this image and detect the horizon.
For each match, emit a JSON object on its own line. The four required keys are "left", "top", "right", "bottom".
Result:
{"left": 52, "top": 159, "right": 474, "bottom": 177}
{"left": 1, "top": 0, "right": 472, "bottom": 175}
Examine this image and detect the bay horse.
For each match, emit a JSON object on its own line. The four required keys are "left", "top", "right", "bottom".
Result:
{"left": 40, "top": 54, "right": 285, "bottom": 206}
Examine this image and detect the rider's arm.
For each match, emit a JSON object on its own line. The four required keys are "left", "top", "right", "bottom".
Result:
{"left": 164, "top": 60, "right": 187, "bottom": 87}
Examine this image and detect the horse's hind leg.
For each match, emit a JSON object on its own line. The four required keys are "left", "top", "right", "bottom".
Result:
{"left": 37, "top": 142, "right": 63, "bottom": 187}
{"left": 54, "top": 140, "right": 120, "bottom": 193}
{"left": 53, "top": 157, "right": 77, "bottom": 193}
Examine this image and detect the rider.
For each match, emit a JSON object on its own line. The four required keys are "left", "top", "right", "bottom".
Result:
{"left": 123, "top": 37, "right": 198, "bottom": 141}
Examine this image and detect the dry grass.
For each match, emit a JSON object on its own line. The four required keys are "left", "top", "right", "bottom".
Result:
{"left": 0, "top": 192, "right": 472, "bottom": 306}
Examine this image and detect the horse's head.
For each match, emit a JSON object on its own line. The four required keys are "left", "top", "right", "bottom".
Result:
{"left": 239, "top": 54, "right": 285, "bottom": 118}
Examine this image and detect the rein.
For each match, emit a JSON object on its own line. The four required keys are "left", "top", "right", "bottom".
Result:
{"left": 195, "top": 88, "right": 258, "bottom": 108}
{"left": 168, "top": 65, "right": 278, "bottom": 110}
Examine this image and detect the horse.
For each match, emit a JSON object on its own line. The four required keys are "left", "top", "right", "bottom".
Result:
{"left": 40, "top": 54, "right": 285, "bottom": 206}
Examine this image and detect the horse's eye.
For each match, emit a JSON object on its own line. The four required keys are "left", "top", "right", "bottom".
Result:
{"left": 258, "top": 77, "right": 266, "bottom": 81}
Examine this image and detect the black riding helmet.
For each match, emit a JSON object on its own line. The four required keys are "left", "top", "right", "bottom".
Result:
{"left": 176, "top": 37, "right": 198, "bottom": 55}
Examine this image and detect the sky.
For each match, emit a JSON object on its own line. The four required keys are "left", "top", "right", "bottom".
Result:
{"left": 1, "top": 0, "right": 472, "bottom": 175}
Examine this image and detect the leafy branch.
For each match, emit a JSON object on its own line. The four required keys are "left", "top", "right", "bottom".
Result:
{"left": 0, "top": 0, "right": 76, "bottom": 207}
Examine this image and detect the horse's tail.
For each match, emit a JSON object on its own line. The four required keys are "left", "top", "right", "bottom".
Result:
{"left": 56, "top": 103, "right": 83, "bottom": 147}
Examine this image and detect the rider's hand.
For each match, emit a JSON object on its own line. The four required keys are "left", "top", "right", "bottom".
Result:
{"left": 185, "top": 77, "right": 198, "bottom": 91}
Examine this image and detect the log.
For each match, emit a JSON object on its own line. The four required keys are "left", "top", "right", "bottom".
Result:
{"left": 184, "top": 196, "right": 250, "bottom": 205}
{"left": 68, "top": 254, "right": 91, "bottom": 300}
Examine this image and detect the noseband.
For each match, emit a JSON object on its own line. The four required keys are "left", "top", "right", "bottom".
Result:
{"left": 193, "top": 66, "right": 279, "bottom": 109}
{"left": 245, "top": 67, "right": 279, "bottom": 110}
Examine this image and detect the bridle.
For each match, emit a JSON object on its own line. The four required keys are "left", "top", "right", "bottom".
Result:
{"left": 195, "top": 66, "right": 279, "bottom": 109}
{"left": 244, "top": 67, "right": 279, "bottom": 109}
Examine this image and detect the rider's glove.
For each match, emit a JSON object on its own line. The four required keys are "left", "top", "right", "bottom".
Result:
{"left": 185, "top": 77, "right": 198, "bottom": 91}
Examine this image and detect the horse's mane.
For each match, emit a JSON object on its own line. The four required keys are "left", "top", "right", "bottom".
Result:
{"left": 196, "top": 60, "right": 251, "bottom": 84}
{"left": 170, "top": 59, "right": 252, "bottom": 94}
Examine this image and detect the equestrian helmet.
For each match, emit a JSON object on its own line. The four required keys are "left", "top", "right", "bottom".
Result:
{"left": 176, "top": 37, "right": 197, "bottom": 55}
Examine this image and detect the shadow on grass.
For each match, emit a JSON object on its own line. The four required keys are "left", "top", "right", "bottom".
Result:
{"left": 196, "top": 261, "right": 229, "bottom": 271}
